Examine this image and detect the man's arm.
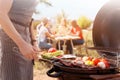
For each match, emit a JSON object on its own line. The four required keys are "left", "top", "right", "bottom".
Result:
{"left": 0, "top": 0, "right": 37, "bottom": 60}
{"left": 0, "top": 0, "right": 25, "bottom": 45}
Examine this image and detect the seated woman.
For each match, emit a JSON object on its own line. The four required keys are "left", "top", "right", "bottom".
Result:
{"left": 55, "top": 18, "right": 70, "bottom": 50}
{"left": 37, "top": 18, "right": 54, "bottom": 49}
{"left": 56, "top": 18, "right": 70, "bottom": 36}
{"left": 66, "top": 20, "right": 84, "bottom": 54}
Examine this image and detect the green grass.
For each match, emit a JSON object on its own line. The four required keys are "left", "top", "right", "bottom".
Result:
{"left": 73, "top": 30, "right": 100, "bottom": 58}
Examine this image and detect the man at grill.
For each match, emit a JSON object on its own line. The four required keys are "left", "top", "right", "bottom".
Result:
{"left": 0, "top": 0, "right": 39, "bottom": 80}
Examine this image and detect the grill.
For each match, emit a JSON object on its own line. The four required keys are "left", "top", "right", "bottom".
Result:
{"left": 46, "top": 61, "right": 118, "bottom": 80}
{"left": 46, "top": 0, "right": 120, "bottom": 80}
{"left": 87, "top": 47, "right": 120, "bottom": 67}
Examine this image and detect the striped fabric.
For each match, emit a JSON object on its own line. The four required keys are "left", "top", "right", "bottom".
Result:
{"left": 0, "top": 0, "right": 37, "bottom": 80}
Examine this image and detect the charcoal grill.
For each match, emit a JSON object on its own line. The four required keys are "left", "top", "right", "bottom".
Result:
{"left": 46, "top": 61, "right": 118, "bottom": 80}
{"left": 46, "top": 0, "right": 120, "bottom": 80}
{"left": 93, "top": 0, "right": 120, "bottom": 68}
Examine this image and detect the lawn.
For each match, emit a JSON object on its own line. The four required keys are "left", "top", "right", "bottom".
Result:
{"left": 33, "top": 61, "right": 57, "bottom": 80}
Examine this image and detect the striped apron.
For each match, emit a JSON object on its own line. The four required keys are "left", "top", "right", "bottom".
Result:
{"left": 0, "top": 0, "right": 37, "bottom": 80}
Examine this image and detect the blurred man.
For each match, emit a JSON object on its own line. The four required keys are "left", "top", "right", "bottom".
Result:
{"left": 37, "top": 18, "right": 55, "bottom": 49}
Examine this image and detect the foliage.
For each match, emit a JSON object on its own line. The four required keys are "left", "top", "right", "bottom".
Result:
{"left": 32, "top": 20, "right": 41, "bottom": 29}
{"left": 55, "top": 10, "right": 68, "bottom": 25}
{"left": 34, "top": 0, "right": 52, "bottom": 14}
{"left": 39, "top": 0, "right": 52, "bottom": 6}
{"left": 77, "top": 16, "right": 92, "bottom": 29}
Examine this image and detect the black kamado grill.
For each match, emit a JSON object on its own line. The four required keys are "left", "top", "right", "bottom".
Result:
{"left": 46, "top": 60, "right": 118, "bottom": 80}
{"left": 45, "top": 0, "right": 120, "bottom": 80}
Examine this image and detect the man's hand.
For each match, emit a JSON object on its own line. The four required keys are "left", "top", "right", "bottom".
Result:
{"left": 18, "top": 42, "right": 38, "bottom": 60}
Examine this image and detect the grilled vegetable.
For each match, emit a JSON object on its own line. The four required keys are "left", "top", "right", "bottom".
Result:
{"left": 41, "top": 50, "right": 64, "bottom": 59}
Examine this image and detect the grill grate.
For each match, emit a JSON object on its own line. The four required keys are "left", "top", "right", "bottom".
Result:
{"left": 87, "top": 47, "right": 120, "bottom": 68}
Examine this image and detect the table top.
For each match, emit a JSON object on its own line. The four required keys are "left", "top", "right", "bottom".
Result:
{"left": 55, "top": 35, "right": 80, "bottom": 40}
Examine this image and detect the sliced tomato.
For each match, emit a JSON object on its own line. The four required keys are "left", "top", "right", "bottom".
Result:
{"left": 92, "top": 58, "right": 100, "bottom": 66}
{"left": 48, "top": 48, "right": 57, "bottom": 53}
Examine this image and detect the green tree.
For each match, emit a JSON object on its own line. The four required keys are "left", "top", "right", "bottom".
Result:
{"left": 77, "top": 16, "right": 92, "bottom": 29}
{"left": 55, "top": 10, "right": 68, "bottom": 25}
{"left": 32, "top": 0, "right": 52, "bottom": 28}
{"left": 39, "top": 0, "right": 52, "bottom": 6}
{"left": 34, "top": 0, "right": 52, "bottom": 14}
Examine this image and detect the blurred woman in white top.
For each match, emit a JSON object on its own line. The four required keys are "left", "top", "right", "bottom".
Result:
{"left": 37, "top": 18, "right": 54, "bottom": 49}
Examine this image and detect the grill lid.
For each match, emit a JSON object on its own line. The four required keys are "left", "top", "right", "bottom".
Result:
{"left": 93, "top": 0, "right": 120, "bottom": 50}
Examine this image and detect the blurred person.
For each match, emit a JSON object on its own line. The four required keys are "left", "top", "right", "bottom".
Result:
{"left": 56, "top": 18, "right": 70, "bottom": 36}
{"left": 37, "top": 18, "right": 55, "bottom": 49}
{"left": 0, "top": 0, "right": 39, "bottom": 80}
{"left": 66, "top": 20, "right": 84, "bottom": 54}
{"left": 56, "top": 18, "right": 70, "bottom": 51}
{"left": 37, "top": 18, "right": 52, "bottom": 34}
